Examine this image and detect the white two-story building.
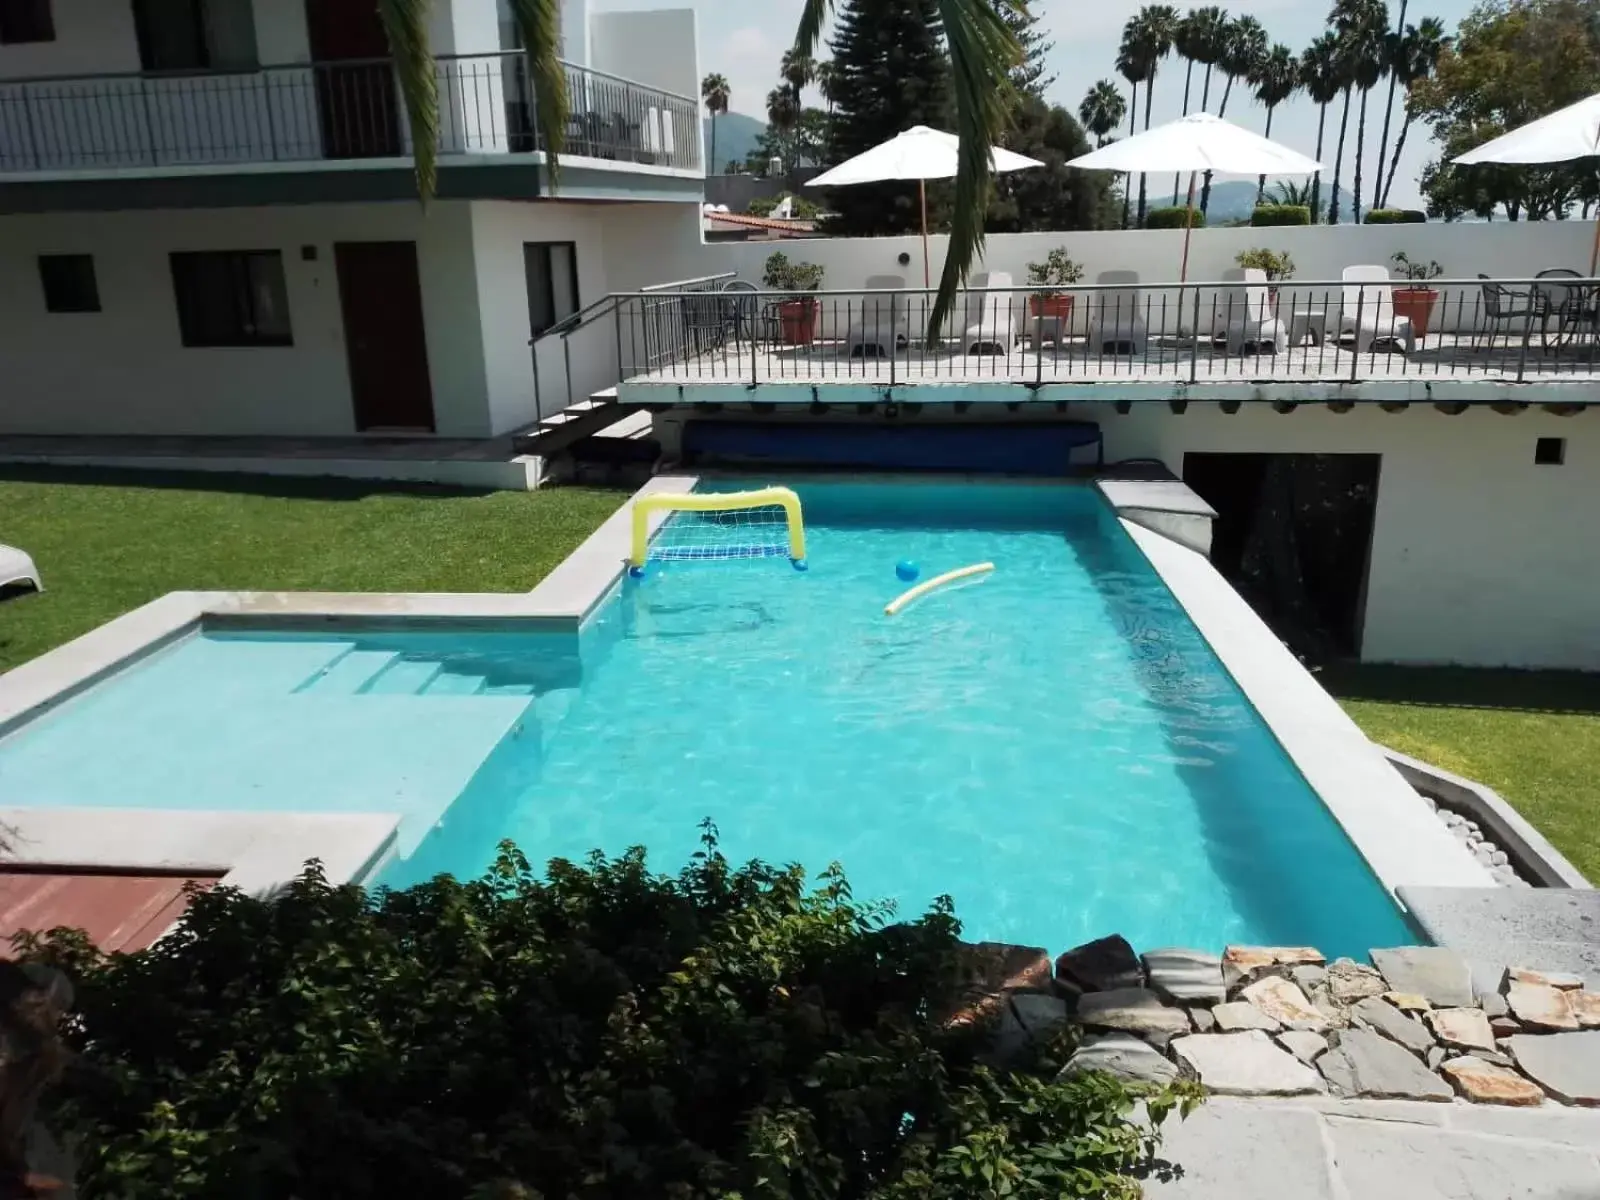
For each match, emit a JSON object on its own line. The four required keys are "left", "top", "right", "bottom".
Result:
{"left": 0, "top": 0, "right": 704, "bottom": 438}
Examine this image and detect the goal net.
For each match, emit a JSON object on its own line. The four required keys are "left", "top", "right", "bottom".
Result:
{"left": 629, "top": 487, "right": 807, "bottom": 573}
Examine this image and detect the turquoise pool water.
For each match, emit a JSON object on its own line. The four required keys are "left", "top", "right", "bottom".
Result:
{"left": 0, "top": 481, "right": 1413, "bottom": 955}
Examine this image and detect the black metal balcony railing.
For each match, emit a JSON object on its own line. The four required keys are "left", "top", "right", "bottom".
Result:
{"left": 597, "top": 276, "right": 1600, "bottom": 391}
{"left": 0, "top": 52, "right": 700, "bottom": 173}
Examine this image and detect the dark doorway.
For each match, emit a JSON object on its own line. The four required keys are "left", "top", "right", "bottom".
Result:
{"left": 1182, "top": 452, "right": 1381, "bottom": 662}
{"left": 335, "top": 241, "right": 435, "bottom": 432}
{"left": 304, "top": 0, "right": 401, "bottom": 159}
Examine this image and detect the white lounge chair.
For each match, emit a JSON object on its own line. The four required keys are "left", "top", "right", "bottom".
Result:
{"left": 1338, "top": 264, "right": 1415, "bottom": 354}
{"left": 1223, "top": 268, "right": 1288, "bottom": 354}
{"left": 846, "top": 275, "right": 910, "bottom": 358}
{"left": 1205, "top": 267, "right": 1247, "bottom": 341}
{"left": 962, "top": 271, "right": 1020, "bottom": 355}
{"left": 0, "top": 544, "right": 41, "bottom": 594}
{"left": 1087, "top": 270, "right": 1148, "bottom": 355}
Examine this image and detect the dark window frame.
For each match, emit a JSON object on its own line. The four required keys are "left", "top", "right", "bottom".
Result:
{"left": 1535, "top": 437, "right": 1566, "bottom": 466}
{"left": 170, "top": 250, "right": 292, "bottom": 348}
{"left": 131, "top": 0, "right": 258, "bottom": 74}
{"left": 37, "top": 254, "right": 100, "bottom": 314}
{"left": 0, "top": 0, "right": 54, "bottom": 44}
{"left": 524, "top": 241, "right": 580, "bottom": 338}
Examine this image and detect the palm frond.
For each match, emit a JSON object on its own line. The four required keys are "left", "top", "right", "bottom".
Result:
{"left": 794, "top": 0, "right": 833, "bottom": 61}
{"left": 508, "top": 0, "right": 569, "bottom": 187}
{"left": 375, "top": 0, "right": 438, "bottom": 200}
{"left": 930, "top": 0, "right": 1022, "bottom": 340}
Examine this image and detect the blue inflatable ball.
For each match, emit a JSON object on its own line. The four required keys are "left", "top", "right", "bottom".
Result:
{"left": 895, "top": 560, "right": 921, "bottom": 582}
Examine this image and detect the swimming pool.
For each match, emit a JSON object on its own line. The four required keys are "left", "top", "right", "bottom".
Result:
{"left": 0, "top": 480, "right": 1413, "bottom": 955}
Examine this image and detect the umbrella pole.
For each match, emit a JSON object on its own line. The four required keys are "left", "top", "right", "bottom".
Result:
{"left": 1590, "top": 207, "right": 1600, "bottom": 276}
{"left": 920, "top": 178, "right": 931, "bottom": 289}
{"left": 1180, "top": 171, "right": 1197, "bottom": 284}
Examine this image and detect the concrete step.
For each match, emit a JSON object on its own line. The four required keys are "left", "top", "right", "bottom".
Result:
{"left": 300, "top": 649, "right": 399, "bottom": 695}
{"left": 482, "top": 682, "right": 537, "bottom": 697}
{"left": 532, "top": 687, "right": 580, "bottom": 736}
{"left": 514, "top": 390, "right": 649, "bottom": 459}
{"left": 422, "top": 671, "right": 488, "bottom": 696}
{"left": 364, "top": 658, "right": 444, "bottom": 695}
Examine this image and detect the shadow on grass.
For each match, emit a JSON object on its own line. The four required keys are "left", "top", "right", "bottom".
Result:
{"left": 1317, "top": 661, "right": 1600, "bottom": 717}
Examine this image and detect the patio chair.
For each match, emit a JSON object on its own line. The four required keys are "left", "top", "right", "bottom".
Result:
{"left": 1223, "top": 268, "right": 1287, "bottom": 354}
{"left": 1086, "top": 270, "right": 1148, "bottom": 356}
{"left": 1476, "top": 275, "right": 1540, "bottom": 351}
{"left": 719, "top": 280, "right": 761, "bottom": 342}
{"left": 1204, "top": 268, "right": 1247, "bottom": 341}
{"left": 0, "top": 544, "right": 41, "bottom": 594}
{"left": 1532, "top": 268, "right": 1598, "bottom": 349}
{"left": 846, "top": 275, "right": 911, "bottom": 358}
{"left": 962, "top": 271, "right": 1020, "bottom": 356}
{"left": 1337, "top": 265, "right": 1415, "bottom": 355}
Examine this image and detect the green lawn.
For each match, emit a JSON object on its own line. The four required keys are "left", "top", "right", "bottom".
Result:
{"left": 1322, "top": 664, "right": 1600, "bottom": 883}
{"left": 0, "top": 468, "right": 626, "bottom": 674}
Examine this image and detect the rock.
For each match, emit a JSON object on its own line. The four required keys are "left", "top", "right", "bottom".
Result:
{"left": 1427, "top": 1007, "right": 1496, "bottom": 1053}
{"left": 1276, "top": 1029, "right": 1328, "bottom": 1065}
{"left": 1473, "top": 846, "right": 1495, "bottom": 867}
{"left": 943, "top": 942, "right": 1052, "bottom": 1029}
{"left": 1191, "top": 1006, "right": 1216, "bottom": 1033}
{"left": 1506, "top": 1032, "right": 1600, "bottom": 1105}
{"left": 1317, "top": 1028, "right": 1454, "bottom": 1101}
{"left": 1370, "top": 947, "right": 1475, "bottom": 1008}
{"left": 1142, "top": 948, "right": 1225, "bottom": 1004}
{"left": 1073, "top": 987, "right": 1190, "bottom": 1037}
{"left": 1489, "top": 850, "right": 1509, "bottom": 867}
{"left": 1291, "top": 965, "right": 1328, "bottom": 992}
{"left": 1477, "top": 1049, "right": 1514, "bottom": 1067}
{"left": 1241, "top": 976, "right": 1330, "bottom": 1032}
{"left": 1222, "top": 945, "right": 1325, "bottom": 988}
{"left": 1506, "top": 981, "right": 1579, "bottom": 1031}
{"left": 1382, "top": 991, "right": 1430, "bottom": 1012}
{"left": 1480, "top": 990, "right": 1509, "bottom": 1019}
{"left": 1572, "top": 992, "right": 1600, "bottom": 1030}
{"left": 1426, "top": 1045, "right": 1446, "bottom": 1069}
{"left": 1421, "top": 794, "right": 1437, "bottom": 810}
{"left": 1011, "top": 993, "right": 1070, "bottom": 1039}
{"left": 1059, "top": 1033, "right": 1180, "bottom": 1086}
{"left": 1439, "top": 1055, "right": 1546, "bottom": 1106}
{"left": 1325, "top": 960, "right": 1388, "bottom": 1005}
{"left": 1212, "top": 1001, "right": 1281, "bottom": 1032}
{"left": 1350, "top": 996, "right": 1435, "bottom": 1055}
{"left": 1056, "top": 935, "right": 1143, "bottom": 994}
{"left": 1490, "top": 1015, "right": 1523, "bottom": 1037}
{"left": 1171, "top": 1031, "right": 1326, "bottom": 1096}
{"left": 1506, "top": 967, "right": 1585, "bottom": 991}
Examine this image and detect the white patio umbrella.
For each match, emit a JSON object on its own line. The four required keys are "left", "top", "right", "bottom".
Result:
{"left": 805, "top": 125, "right": 1045, "bottom": 287}
{"left": 1453, "top": 92, "right": 1600, "bottom": 272}
{"left": 1065, "top": 112, "right": 1323, "bottom": 281}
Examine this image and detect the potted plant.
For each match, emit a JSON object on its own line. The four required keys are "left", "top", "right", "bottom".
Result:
{"left": 762, "top": 251, "right": 825, "bottom": 345}
{"left": 1390, "top": 251, "right": 1445, "bottom": 341}
{"left": 1234, "top": 247, "right": 1296, "bottom": 282}
{"left": 1024, "top": 247, "right": 1084, "bottom": 321}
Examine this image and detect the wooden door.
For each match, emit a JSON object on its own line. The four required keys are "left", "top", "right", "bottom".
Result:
{"left": 304, "top": 0, "right": 401, "bottom": 158}
{"left": 335, "top": 242, "right": 436, "bottom": 432}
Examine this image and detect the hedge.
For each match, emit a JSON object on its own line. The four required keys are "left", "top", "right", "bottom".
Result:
{"left": 1250, "top": 204, "right": 1311, "bottom": 227}
{"left": 1363, "top": 209, "right": 1428, "bottom": 224}
{"left": 1146, "top": 206, "right": 1204, "bottom": 229}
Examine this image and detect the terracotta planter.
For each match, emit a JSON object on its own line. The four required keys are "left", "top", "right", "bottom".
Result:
{"left": 1392, "top": 287, "right": 1440, "bottom": 342}
{"left": 1028, "top": 293, "right": 1076, "bottom": 322}
{"left": 777, "top": 297, "right": 818, "bottom": 346}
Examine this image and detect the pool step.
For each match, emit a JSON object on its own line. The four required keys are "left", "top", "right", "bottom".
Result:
{"left": 300, "top": 649, "right": 398, "bottom": 694}
{"left": 422, "top": 671, "right": 489, "bottom": 696}
{"left": 533, "top": 687, "right": 580, "bottom": 733}
{"left": 482, "top": 682, "right": 537, "bottom": 697}
{"left": 363, "top": 658, "right": 443, "bottom": 695}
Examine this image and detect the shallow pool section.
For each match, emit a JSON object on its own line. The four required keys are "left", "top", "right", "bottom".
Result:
{"left": 0, "top": 481, "right": 1414, "bottom": 955}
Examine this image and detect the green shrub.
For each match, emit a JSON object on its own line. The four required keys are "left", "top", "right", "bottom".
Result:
{"left": 1363, "top": 209, "right": 1409, "bottom": 224}
{"left": 1145, "top": 206, "right": 1205, "bottom": 229}
{"left": 1250, "top": 204, "right": 1311, "bottom": 227}
{"left": 24, "top": 832, "right": 1197, "bottom": 1199}
{"left": 1235, "top": 247, "right": 1297, "bottom": 280}
{"left": 763, "top": 250, "right": 825, "bottom": 292}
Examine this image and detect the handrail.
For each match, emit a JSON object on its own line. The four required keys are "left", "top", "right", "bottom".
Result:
{"left": 639, "top": 272, "right": 738, "bottom": 293}
{"left": 604, "top": 276, "right": 1600, "bottom": 297}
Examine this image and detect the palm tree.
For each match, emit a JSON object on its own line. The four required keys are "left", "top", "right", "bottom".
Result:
{"left": 794, "top": 0, "right": 1018, "bottom": 339}
{"left": 1301, "top": 33, "right": 1343, "bottom": 222}
{"left": 702, "top": 73, "right": 730, "bottom": 183}
{"left": 1079, "top": 78, "right": 1127, "bottom": 148}
{"left": 1372, "top": 0, "right": 1408, "bottom": 215}
{"left": 814, "top": 60, "right": 840, "bottom": 113}
{"left": 1380, "top": 17, "right": 1449, "bottom": 207}
{"left": 780, "top": 49, "right": 816, "bottom": 95}
{"left": 1116, "top": 35, "right": 1150, "bottom": 228}
{"left": 1326, "top": 9, "right": 1360, "bottom": 225}
{"left": 1272, "top": 179, "right": 1315, "bottom": 206}
{"left": 1123, "top": 5, "right": 1179, "bottom": 225}
{"left": 1251, "top": 44, "right": 1299, "bottom": 202}
{"left": 1201, "top": 14, "right": 1266, "bottom": 215}
{"left": 767, "top": 84, "right": 802, "bottom": 174}
{"left": 1171, "top": 9, "right": 1215, "bottom": 201}
{"left": 1187, "top": 5, "right": 1231, "bottom": 110}
{"left": 1337, "top": 0, "right": 1390, "bottom": 224}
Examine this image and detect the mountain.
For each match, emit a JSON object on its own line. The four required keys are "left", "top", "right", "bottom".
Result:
{"left": 1203, "top": 179, "right": 1355, "bottom": 224}
{"left": 703, "top": 112, "right": 767, "bottom": 174}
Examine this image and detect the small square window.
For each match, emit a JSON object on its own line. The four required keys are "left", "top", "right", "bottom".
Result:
{"left": 170, "top": 250, "right": 292, "bottom": 348}
{"left": 0, "top": 0, "right": 54, "bottom": 43}
{"left": 38, "top": 255, "right": 100, "bottom": 313}
{"left": 1535, "top": 437, "right": 1566, "bottom": 466}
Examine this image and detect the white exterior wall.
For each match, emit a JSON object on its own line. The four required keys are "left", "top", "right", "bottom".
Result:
{"left": 587, "top": 8, "right": 698, "bottom": 166}
{"left": 0, "top": 202, "right": 492, "bottom": 438}
{"left": 1099, "top": 404, "right": 1600, "bottom": 671}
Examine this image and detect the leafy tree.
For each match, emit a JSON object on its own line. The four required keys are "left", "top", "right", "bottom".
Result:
{"left": 747, "top": 108, "right": 831, "bottom": 175}
{"left": 1301, "top": 33, "right": 1345, "bottom": 222}
{"left": 22, "top": 838, "right": 1199, "bottom": 1198}
{"left": 1122, "top": 6, "right": 1181, "bottom": 225}
{"left": 819, "top": 0, "right": 953, "bottom": 236}
{"left": 1380, "top": 16, "right": 1450, "bottom": 205}
{"left": 1252, "top": 44, "right": 1301, "bottom": 201}
{"left": 987, "top": 97, "right": 1122, "bottom": 230}
{"left": 1079, "top": 78, "right": 1128, "bottom": 146}
{"left": 997, "top": 0, "right": 1057, "bottom": 95}
{"left": 702, "top": 73, "right": 731, "bottom": 185}
{"left": 1411, "top": 0, "right": 1600, "bottom": 218}
{"left": 794, "top": 0, "right": 1021, "bottom": 339}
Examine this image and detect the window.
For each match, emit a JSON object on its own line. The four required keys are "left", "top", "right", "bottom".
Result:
{"left": 0, "top": 0, "right": 54, "bottom": 43}
{"left": 170, "top": 251, "right": 291, "bottom": 347}
{"left": 132, "top": 0, "right": 256, "bottom": 72}
{"left": 524, "top": 242, "right": 578, "bottom": 337}
{"left": 1535, "top": 437, "right": 1566, "bottom": 466}
{"left": 38, "top": 255, "right": 100, "bottom": 313}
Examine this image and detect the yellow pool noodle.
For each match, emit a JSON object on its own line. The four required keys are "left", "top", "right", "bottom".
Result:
{"left": 629, "top": 486, "right": 806, "bottom": 568}
{"left": 884, "top": 562, "right": 995, "bottom": 616}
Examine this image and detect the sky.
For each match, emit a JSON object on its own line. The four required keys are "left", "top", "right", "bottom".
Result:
{"left": 591, "top": 0, "right": 1487, "bottom": 211}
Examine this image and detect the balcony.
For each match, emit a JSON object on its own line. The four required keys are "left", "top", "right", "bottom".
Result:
{"left": 0, "top": 53, "right": 699, "bottom": 176}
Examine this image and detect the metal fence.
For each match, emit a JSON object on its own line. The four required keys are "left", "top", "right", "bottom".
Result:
{"left": 0, "top": 53, "right": 700, "bottom": 172}
{"left": 603, "top": 276, "right": 1600, "bottom": 388}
